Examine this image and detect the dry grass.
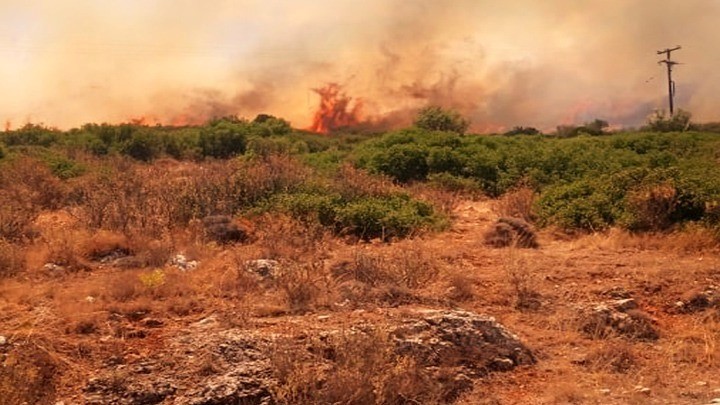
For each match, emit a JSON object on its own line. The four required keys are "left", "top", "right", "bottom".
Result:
{"left": 493, "top": 186, "right": 536, "bottom": 223}
{"left": 626, "top": 183, "right": 678, "bottom": 231}
{"left": 502, "top": 248, "right": 541, "bottom": 311}
{"left": 0, "top": 239, "right": 25, "bottom": 278}
{"left": 270, "top": 328, "right": 448, "bottom": 405}
{"left": 3, "top": 157, "right": 720, "bottom": 405}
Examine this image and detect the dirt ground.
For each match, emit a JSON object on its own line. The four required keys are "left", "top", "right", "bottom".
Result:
{"left": 2, "top": 199, "right": 719, "bottom": 404}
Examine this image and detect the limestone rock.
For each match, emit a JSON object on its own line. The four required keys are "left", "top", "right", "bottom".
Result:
{"left": 580, "top": 299, "right": 659, "bottom": 341}
{"left": 392, "top": 309, "right": 536, "bottom": 375}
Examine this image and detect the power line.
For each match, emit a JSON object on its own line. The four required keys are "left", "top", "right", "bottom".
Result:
{"left": 657, "top": 45, "right": 681, "bottom": 115}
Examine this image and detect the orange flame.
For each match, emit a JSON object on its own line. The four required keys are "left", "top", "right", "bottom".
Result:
{"left": 309, "top": 83, "right": 362, "bottom": 133}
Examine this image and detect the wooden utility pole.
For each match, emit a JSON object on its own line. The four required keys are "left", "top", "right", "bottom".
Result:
{"left": 657, "top": 46, "right": 681, "bottom": 115}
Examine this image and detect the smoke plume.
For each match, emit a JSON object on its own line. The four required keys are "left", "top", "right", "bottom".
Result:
{"left": 1, "top": 0, "right": 719, "bottom": 131}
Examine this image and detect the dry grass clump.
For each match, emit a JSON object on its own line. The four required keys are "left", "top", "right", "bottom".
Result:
{"left": 333, "top": 245, "right": 440, "bottom": 291}
{"left": 588, "top": 226, "right": 719, "bottom": 254}
{"left": 0, "top": 341, "right": 59, "bottom": 405}
{"left": 581, "top": 340, "right": 638, "bottom": 373}
{"left": 202, "top": 215, "right": 251, "bottom": 244}
{"left": 271, "top": 329, "right": 449, "bottom": 405}
{"left": 0, "top": 158, "right": 69, "bottom": 243}
{"left": 330, "top": 245, "right": 441, "bottom": 307}
{"left": 484, "top": 217, "right": 538, "bottom": 249}
{"left": 254, "top": 214, "right": 328, "bottom": 261}
{"left": 665, "top": 317, "right": 720, "bottom": 367}
{"left": 334, "top": 163, "right": 399, "bottom": 200}
{"left": 445, "top": 273, "right": 476, "bottom": 302}
{"left": 502, "top": 248, "right": 541, "bottom": 311}
{"left": 626, "top": 183, "right": 678, "bottom": 231}
{"left": 494, "top": 186, "right": 537, "bottom": 223}
{"left": 277, "top": 259, "right": 333, "bottom": 314}
{"left": 76, "top": 156, "right": 304, "bottom": 238}
{"left": 78, "top": 230, "right": 130, "bottom": 261}
{"left": 0, "top": 238, "right": 25, "bottom": 278}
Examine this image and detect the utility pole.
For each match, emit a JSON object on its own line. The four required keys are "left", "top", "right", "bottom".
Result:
{"left": 657, "top": 45, "right": 681, "bottom": 115}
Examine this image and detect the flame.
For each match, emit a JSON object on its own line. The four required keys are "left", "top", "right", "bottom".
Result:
{"left": 309, "top": 83, "right": 362, "bottom": 134}
{"left": 126, "top": 114, "right": 205, "bottom": 127}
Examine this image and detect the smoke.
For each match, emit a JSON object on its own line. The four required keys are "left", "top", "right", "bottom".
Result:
{"left": 1, "top": 0, "right": 719, "bottom": 131}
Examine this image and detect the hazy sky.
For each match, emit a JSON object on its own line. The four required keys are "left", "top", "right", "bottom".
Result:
{"left": 1, "top": 0, "right": 718, "bottom": 131}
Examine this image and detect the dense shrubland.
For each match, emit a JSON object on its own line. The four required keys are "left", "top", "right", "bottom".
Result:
{"left": 2, "top": 110, "right": 720, "bottom": 239}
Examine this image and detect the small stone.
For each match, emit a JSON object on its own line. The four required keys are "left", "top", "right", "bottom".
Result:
{"left": 613, "top": 298, "right": 638, "bottom": 312}
{"left": 317, "top": 315, "right": 331, "bottom": 321}
{"left": 598, "top": 388, "right": 611, "bottom": 395}
{"left": 85, "top": 296, "right": 96, "bottom": 303}
{"left": 171, "top": 254, "right": 198, "bottom": 271}
{"left": 245, "top": 259, "right": 280, "bottom": 279}
{"left": 490, "top": 357, "right": 515, "bottom": 371}
{"left": 697, "top": 381, "right": 708, "bottom": 386}
{"left": 142, "top": 318, "right": 164, "bottom": 328}
{"left": 0, "top": 335, "right": 6, "bottom": 345}
{"left": 710, "top": 398, "right": 720, "bottom": 404}
{"left": 194, "top": 316, "right": 219, "bottom": 328}
{"left": 634, "top": 386, "right": 651, "bottom": 395}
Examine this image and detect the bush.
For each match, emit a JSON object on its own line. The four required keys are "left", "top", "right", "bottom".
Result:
{"left": 414, "top": 106, "right": 469, "bottom": 134}
{"left": 504, "top": 126, "right": 541, "bottom": 136}
{"left": 199, "top": 120, "right": 248, "bottom": 158}
{"left": 644, "top": 109, "right": 692, "bottom": 132}
{"left": 253, "top": 114, "right": 292, "bottom": 135}
{"left": 535, "top": 177, "right": 623, "bottom": 231}
{"left": 369, "top": 143, "right": 429, "bottom": 183}
{"left": 121, "top": 130, "right": 161, "bottom": 161}
{"left": 335, "top": 194, "right": 436, "bottom": 240}
{"left": 42, "top": 153, "right": 86, "bottom": 179}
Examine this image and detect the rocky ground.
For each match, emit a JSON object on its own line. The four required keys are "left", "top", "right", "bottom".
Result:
{"left": 2, "top": 199, "right": 720, "bottom": 404}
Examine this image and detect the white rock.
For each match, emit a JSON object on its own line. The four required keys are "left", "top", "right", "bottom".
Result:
{"left": 85, "top": 296, "right": 96, "bottom": 303}
{"left": 0, "top": 335, "right": 6, "bottom": 345}
{"left": 171, "top": 254, "right": 198, "bottom": 271}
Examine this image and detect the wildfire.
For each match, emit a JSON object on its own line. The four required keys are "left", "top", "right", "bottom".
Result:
{"left": 126, "top": 114, "right": 206, "bottom": 127}
{"left": 309, "top": 83, "right": 362, "bottom": 134}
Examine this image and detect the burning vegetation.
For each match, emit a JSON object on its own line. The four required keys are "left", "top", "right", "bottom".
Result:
{"left": 309, "top": 83, "right": 363, "bottom": 134}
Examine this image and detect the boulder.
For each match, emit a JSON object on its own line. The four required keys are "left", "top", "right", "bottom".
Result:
{"left": 579, "top": 299, "right": 659, "bottom": 341}
{"left": 391, "top": 309, "right": 535, "bottom": 374}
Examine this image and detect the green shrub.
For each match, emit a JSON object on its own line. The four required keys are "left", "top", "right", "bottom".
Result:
{"left": 369, "top": 143, "right": 429, "bottom": 183}
{"left": 274, "top": 192, "right": 342, "bottom": 226}
{"left": 536, "top": 177, "right": 623, "bottom": 231}
{"left": 199, "top": 120, "right": 248, "bottom": 158}
{"left": 121, "top": 130, "right": 161, "bottom": 161}
{"left": 414, "top": 106, "right": 469, "bottom": 134}
{"left": 335, "top": 194, "right": 436, "bottom": 240}
{"left": 43, "top": 154, "right": 86, "bottom": 180}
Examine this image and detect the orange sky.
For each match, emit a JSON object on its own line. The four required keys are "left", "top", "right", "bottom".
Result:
{"left": 1, "top": 0, "right": 718, "bottom": 131}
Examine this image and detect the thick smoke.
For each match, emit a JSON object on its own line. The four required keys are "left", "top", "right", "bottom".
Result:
{"left": 1, "top": 0, "right": 718, "bottom": 131}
